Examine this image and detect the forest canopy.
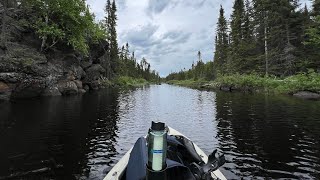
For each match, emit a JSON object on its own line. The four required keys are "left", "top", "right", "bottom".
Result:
{"left": 167, "top": 0, "right": 320, "bottom": 81}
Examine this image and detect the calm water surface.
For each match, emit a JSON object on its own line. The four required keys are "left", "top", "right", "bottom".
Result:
{"left": 0, "top": 84, "right": 319, "bottom": 179}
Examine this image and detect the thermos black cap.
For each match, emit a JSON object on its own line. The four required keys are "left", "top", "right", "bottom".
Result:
{"left": 151, "top": 121, "right": 165, "bottom": 131}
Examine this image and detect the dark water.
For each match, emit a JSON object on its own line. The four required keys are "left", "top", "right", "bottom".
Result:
{"left": 0, "top": 84, "right": 320, "bottom": 179}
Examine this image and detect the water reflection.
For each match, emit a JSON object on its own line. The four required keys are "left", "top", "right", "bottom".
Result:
{"left": 215, "top": 92, "right": 320, "bottom": 179}
{"left": 0, "top": 85, "right": 320, "bottom": 179}
{"left": 0, "top": 89, "right": 120, "bottom": 180}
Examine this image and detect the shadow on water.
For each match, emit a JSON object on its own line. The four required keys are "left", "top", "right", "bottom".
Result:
{"left": 215, "top": 92, "right": 320, "bottom": 179}
{"left": 0, "top": 89, "right": 120, "bottom": 180}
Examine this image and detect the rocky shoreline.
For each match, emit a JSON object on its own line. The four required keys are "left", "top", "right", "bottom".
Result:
{"left": 167, "top": 81, "right": 320, "bottom": 100}
{"left": 0, "top": 29, "right": 110, "bottom": 101}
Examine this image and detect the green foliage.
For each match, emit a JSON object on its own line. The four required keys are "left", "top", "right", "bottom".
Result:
{"left": 101, "top": 78, "right": 113, "bottom": 87}
{"left": 22, "top": 0, "right": 107, "bottom": 54}
{"left": 305, "top": 16, "right": 320, "bottom": 48}
{"left": 214, "top": 71, "right": 320, "bottom": 94}
{"left": 115, "top": 76, "right": 148, "bottom": 87}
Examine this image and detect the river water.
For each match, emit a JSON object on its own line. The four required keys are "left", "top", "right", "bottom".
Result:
{"left": 0, "top": 84, "right": 319, "bottom": 179}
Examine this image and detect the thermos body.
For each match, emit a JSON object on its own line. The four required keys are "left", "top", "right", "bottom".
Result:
{"left": 148, "top": 130, "right": 167, "bottom": 171}
{"left": 146, "top": 121, "right": 168, "bottom": 180}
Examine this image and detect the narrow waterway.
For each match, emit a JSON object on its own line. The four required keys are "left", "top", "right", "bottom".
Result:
{"left": 0, "top": 84, "right": 319, "bottom": 179}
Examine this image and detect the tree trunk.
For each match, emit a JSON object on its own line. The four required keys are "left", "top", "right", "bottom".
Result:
{"left": 264, "top": 13, "right": 268, "bottom": 77}
{"left": 1, "top": 0, "right": 8, "bottom": 50}
{"left": 40, "top": 14, "right": 49, "bottom": 52}
{"left": 8, "top": 0, "right": 17, "bottom": 8}
{"left": 286, "top": 22, "right": 290, "bottom": 44}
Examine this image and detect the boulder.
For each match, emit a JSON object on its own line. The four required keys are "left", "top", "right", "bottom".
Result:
{"left": 11, "top": 78, "right": 46, "bottom": 99}
{"left": 0, "top": 73, "right": 25, "bottom": 83}
{"left": 42, "top": 86, "right": 62, "bottom": 96}
{"left": 220, "top": 86, "right": 232, "bottom": 92}
{"left": 293, "top": 91, "right": 320, "bottom": 100}
{"left": 83, "top": 85, "right": 90, "bottom": 91}
{"left": 78, "top": 89, "right": 86, "bottom": 94}
{"left": 0, "top": 82, "right": 12, "bottom": 101}
{"left": 74, "top": 80, "right": 83, "bottom": 89}
{"left": 89, "top": 80, "right": 101, "bottom": 90}
{"left": 0, "top": 82, "right": 10, "bottom": 92}
{"left": 80, "top": 60, "right": 93, "bottom": 70}
{"left": 84, "top": 64, "right": 106, "bottom": 90}
{"left": 57, "top": 81, "right": 79, "bottom": 95}
{"left": 71, "top": 66, "right": 86, "bottom": 80}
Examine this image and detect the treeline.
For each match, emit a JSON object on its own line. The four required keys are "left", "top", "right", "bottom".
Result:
{"left": 166, "top": 51, "right": 215, "bottom": 81}
{"left": 118, "top": 43, "right": 160, "bottom": 81}
{"left": 104, "top": 0, "right": 160, "bottom": 81}
{"left": 0, "top": 0, "right": 160, "bottom": 82}
{"left": 167, "top": 0, "right": 320, "bottom": 81}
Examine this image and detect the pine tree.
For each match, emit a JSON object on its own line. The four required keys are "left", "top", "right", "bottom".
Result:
{"left": 214, "top": 5, "right": 229, "bottom": 75}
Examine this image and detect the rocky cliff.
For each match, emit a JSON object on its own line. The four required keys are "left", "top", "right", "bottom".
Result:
{"left": 0, "top": 17, "right": 110, "bottom": 101}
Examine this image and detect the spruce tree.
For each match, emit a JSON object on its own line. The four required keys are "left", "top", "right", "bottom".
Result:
{"left": 243, "top": 0, "right": 254, "bottom": 41}
{"left": 110, "top": 0, "right": 119, "bottom": 75}
{"left": 312, "top": 0, "right": 320, "bottom": 16}
{"left": 230, "top": 0, "right": 246, "bottom": 73}
{"left": 230, "top": 0, "right": 245, "bottom": 46}
{"left": 214, "top": 5, "right": 229, "bottom": 75}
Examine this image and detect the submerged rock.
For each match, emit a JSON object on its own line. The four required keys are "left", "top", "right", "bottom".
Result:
{"left": 293, "top": 91, "right": 320, "bottom": 100}
{"left": 220, "top": 86, "right": 232, "bottom": 92}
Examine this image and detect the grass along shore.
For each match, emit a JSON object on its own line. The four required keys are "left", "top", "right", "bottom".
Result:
{"left": 102, "top": 76, "right": 151, "bottom": 88}
{"left": 167, "top": 71, "right": 320, "bottom": 96}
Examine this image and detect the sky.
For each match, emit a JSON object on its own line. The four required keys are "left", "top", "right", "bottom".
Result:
{"left": 87, "top": 0, "right": 312, "bottom": 77}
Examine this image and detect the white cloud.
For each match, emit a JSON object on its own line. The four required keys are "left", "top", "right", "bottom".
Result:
{"left": 87, "top": 0, "right": 312, "bottom": 77}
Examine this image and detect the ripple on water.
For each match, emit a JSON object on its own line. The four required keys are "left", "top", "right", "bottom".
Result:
{"left": 0, "top": 85, "right": 320, "bottom": 179}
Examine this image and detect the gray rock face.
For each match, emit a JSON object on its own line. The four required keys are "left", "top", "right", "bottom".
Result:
{"left": 11, "top": 77, "right": 47, "bottom": 98}
{"left": 74, "top": 80, "right": 83, "bottom": 89}
{"left": 0, "top": 25, "right": 109, "bottom": 100}
{"left": 84, "top": 64, "right": 106, "bottom": 90}
{"left": 57, "top": 81, "right": 79, "bottom": 95}
{"left": 0, "top": 73, "right": 25, "bottom": 83}
{"left": 293, "top": 91, "right": 320, "bottom": 100}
